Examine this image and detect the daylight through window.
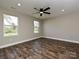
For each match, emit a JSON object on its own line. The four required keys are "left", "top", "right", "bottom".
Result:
{"left": 34, "top": 21, "right": 39, "bottom": 33}
{"left": 4, "top": 14, "right": 18, "bottom": 37}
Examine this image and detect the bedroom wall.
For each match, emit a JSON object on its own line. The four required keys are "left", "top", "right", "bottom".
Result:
{"left": 0, "top": 9, "right": 43, "bottom": 47}
{"left": 43, "top": 12, "right": 79, "bottom": 42}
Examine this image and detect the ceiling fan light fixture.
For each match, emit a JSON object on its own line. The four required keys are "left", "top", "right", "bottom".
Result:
{"left": 34, "top": 7, "right": 51, "bottom": 16}
{"left": 40, "top": 12, "right": 43, "bottom": 14}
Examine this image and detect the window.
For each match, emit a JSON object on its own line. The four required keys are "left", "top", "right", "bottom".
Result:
{"left": 4, "top": 14, "right": 18, "bottom": 37}
{"left": 34, "top": 21, "right": 39, "bottom": 33}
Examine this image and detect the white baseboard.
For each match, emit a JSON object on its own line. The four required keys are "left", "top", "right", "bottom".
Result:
{"left": 44, "top": 37, "right": 79, "bottom": 44}
{"left": 0, "top": 37, "right": 40, "bottom": 49}
{"left": 0, "top": 36, "right": 78, "bottom": 49}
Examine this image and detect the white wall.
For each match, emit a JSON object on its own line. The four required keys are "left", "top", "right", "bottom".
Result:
{"left": 0, "top": 9, "right": 42, "bottom": 47}
{"left": 43, "top": 13, "right": 79, "bottom": 42}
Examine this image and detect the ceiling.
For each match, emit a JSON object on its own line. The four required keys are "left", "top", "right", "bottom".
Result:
{"left": 0, "top": 0, "right": 79, "bottom": 19}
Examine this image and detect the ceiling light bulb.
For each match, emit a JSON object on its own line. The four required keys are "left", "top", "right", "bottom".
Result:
{"left": 62, "top": 9, "right": 64, "bottom": 12}
{"left": 17, "top": 3, "right": 21, "bottom": 6}
{"left": 40, "top": 12, "right": 43, "bottom": 14}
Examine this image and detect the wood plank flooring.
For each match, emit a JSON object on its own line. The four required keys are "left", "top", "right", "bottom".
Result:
{"left": 0, "top": 38, "right": 79, "bottom": 59}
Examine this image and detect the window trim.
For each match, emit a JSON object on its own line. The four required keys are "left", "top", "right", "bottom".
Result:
{"left": 34, "top": 20, "right": 40, "bottom": 33}
{"left": 3, "top": 14, "right": 18, "bottom": 37}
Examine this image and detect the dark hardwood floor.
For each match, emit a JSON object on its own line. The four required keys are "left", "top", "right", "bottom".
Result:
{"left": 0, "top": 38, "right": 79, "bottom": 59}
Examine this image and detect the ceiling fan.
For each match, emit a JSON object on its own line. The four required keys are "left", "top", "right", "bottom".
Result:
{"left": 34, "top": 7, "right": 51, "bottom": 16}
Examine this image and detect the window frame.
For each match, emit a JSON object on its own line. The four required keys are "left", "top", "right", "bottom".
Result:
{"left": 34, "top": 20, "right": 40, "bottom": 33}
{"left": 3, "top": 14, "right": 18, "bottom": 37}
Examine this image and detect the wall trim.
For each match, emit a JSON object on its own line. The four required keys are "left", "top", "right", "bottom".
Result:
{"left": 43, "top": 36, "right": 79, "bottom": 44}
{"left": 0, "top": 36, "right": 79, "bottom": 49}
{"left": 0, "top": 37, "right": 40, "bottom": 49}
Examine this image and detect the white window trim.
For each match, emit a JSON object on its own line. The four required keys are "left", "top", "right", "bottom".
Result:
{"left": 34, "top": 20, "right": 40, "bottom": 33}
{"left": 3, "top": 14, "right": 18, "bottom": 37}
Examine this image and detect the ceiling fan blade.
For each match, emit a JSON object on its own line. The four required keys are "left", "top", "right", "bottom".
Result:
{"left": 44, "top": 7, "right": 50, "bottom": 11}
{"left": 34, "top": 8, "right": 39, "bottom": 11}
{"left": 40, "top": 13, "right": 42, "bottom": 16}
{"left": 43, "top": 12, "right": 51, "bottom": 14}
